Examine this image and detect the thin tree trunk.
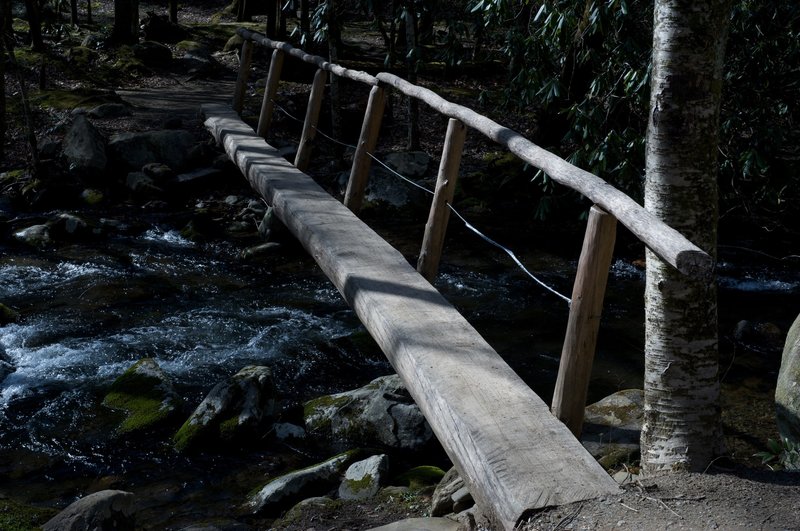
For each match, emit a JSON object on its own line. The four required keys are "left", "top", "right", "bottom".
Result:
{"left": 0, "top": 7, "right": 6, "bottom": 161}
{"left": 86, "top": 0, "right": 92, "bottom": 24}
{"left": 6, "top": 35, "right": 39, "bottom": 172}
{"left": 641, "top": 0, "right": 731, "bottom": 473}
{"left": 404, "top": 3, "right": 419, "bottom": 150}
{"left": 300, "top": 0, "right": 309, "bottom": 43}
{"left": 113, "top": 0, "right": 134, "bottom": 43}
{"left": 327, "top": 0, "right": 341, "bottom": 146}
{"left": 169, "top": 0, "right": 178, "bottom": 24}
{"left": 129, "top": 0, "right": 139, "bottom": 41}
{"left": 266, "top": 0, "right": 277, "bottom": 39}
{"left": 70, "top": 0, "right": 79, "bottom": 26}
{"left": 24, "top": 0, "right": 43, "bottom": 51}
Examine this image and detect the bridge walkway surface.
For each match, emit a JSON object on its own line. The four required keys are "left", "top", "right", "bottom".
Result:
{"left": 202, "top": 102, "right": 619, "bottom": 530}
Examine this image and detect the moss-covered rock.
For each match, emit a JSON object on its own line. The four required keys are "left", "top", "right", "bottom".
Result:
{"left": 303, "top": 374, "right": 434, "bottom": 453}
{"left": 393, "top": 465, "right": 446, "bottom": 490}
{"left": 102, "top": 358, "right": 181, "bottom": 434}
{"left": 246, "top": 450, "right": 361, "bottom": 516}
{"left": 174, "top": 365, "right": 278, "bottom": 452}
{"left": 0, "top": 303, "right": 20, "bottom": 325}
{"left": 777, "top": 313, "right": 800, "bottom": 443}
{"left": 338, "top": 454, "right": 389, "bottom": 500}
{"left": 580, "top": 388, "right": 644, "bottom": 470}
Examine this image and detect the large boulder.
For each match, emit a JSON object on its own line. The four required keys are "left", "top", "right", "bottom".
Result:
{"left": 246, "top": 450, "right": 360, "bottom": 515}
{"left": 304, "top": 374, "right": 434, "bottom": 453}
{"left": 581, "top": 388, "right": 644, "bottom": 469}
{"left": 776, "top": 314, "right": 800, "bottom": 443}
{"left": 0, "top": 345, "right": 15, "bottom": 382}
{"left": 62, "top": 115, "right": 107, "bottom": 178}
{"left": 365, "top": 151, "right": 432, "bottom": 208}
{"left": 430, "top": 466, "right": 465, "bottom": 517}
{"left": 174, "top": 365, "right": 278, "bottom": 452}
{"left": 42, "top": 490, "right": 135, "bottom": 531}
{"left": 103, "top": 358, "right": 182, "bottom": 434}
{"left": 108, "top": 130, "right": 196, "bottom": 173}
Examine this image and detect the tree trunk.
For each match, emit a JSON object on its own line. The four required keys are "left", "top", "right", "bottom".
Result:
{"left": 327, "top": 0, "right": 341, "bottom": 147}
{"left": 404, "top": 4, "right": 419, "bottom": 150}
{"left": 70, "top": 0, "right": 79, "bottom": 26}
{"left": 169, "top": 0, "right": 178, "bottom": 24}
{"left": 86, "top": 0, "right": 92, "bottom": 24}
{"left": 112, "top": 0, "right": 135, "bottom": 43}
{"left": 24, "top": 0, "right": 43, "bottom": 51}
{"left": 641, "top": 0, "right": 731, "bottom": 473}
{"left": 300, "top": 0, "right": 310, "bottom": 43}
{"left": 266, "top": 0, "right": 278, "bottom": 39}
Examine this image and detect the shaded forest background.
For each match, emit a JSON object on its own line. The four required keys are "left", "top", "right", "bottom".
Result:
{"left": 1, "top": 0, "right": 798, "bottom": 239}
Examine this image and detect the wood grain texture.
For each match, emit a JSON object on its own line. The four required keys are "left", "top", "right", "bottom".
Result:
{"left": 375, "top": 72, "right": 712, "bottom": 280}
{"left": 203, "top": 103, "right": 619, "bottom": 529}
{"left": 417, "top": 118, "right": 466, "bottom": 282}
{"left": 552, "top": 206, "right": 618, "bottom": 436}
{"left": 294, "top": 68, "right": 327, "bottom": 172}
{"left": 232, "top": 39, "right": 253, "bottom": 115}
{"left": 256, "top": 49, "right": 285, "bottom": 138}
{"left": 238, "top": 28, "right": 378, "bottom": 86}
{"left": 343, "top": 85, "right": 386, "bottom": 213}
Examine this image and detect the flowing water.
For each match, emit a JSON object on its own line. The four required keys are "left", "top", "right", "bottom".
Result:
{"left": 0, "top": 208, "right": 798, "bottom": 527}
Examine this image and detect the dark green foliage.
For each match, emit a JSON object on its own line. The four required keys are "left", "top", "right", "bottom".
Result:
{"left": 472, "top": 0, "right": 799, "bottom": 228}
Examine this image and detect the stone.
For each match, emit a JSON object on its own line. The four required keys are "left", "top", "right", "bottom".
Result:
{"left": 581, "top": 388, "right": 644, "bottom": 469}
{"left": 384, "top": 151, "right": 431, "bottom": 178}
{"left": 0, "top": 345, "right": 15, "bottom": 381}
{"left": 450, "top": 485, "right": 474, "bottom": 513}
{"left": 776, "top": 314, "right": 800, "bottom": 443}
{"left": 42, "top": 490, "right": 135, "bottom": 531}
{"left": 62, "top": 114, "right": 107, "bottom": 178}
{"left": 103, "top": 358, "right": 181, "bottom": 434}
{"left": 126, "top": 171, "right": 163, "bottom": 197}
{"left": 48, "top": 213, "right": 91, "bottom": 238}
{"left": 430, "top": 466, "right": 464, "bottom": 517}
{"left": 88, "top": 103, "right": 132, "bottom": 119}
{"left": 240, "top": 242, "right": 282, "bottom": 260}
{"left": 224, "top": 34, "right": 245, "bottom": 53}
{"left": 275, "top": 497, "right": 336, "bottom": 526}
{"left": 38, "top": 136, "right": 61, "bottom": 158}
{"left": 141, "top": 12, "right": 190, "bottom": 43}
{"left": 142, "top": 162, "right": 174, "bottom": 180}
{"left": 0, "top": 302, "right": 20, "bottom": 325}
{"left": 174, "top": 365, "right": 278, "bottom": 452}
{"left": 339, "top": 454, "right": 390, "bottom": 500}
{"left": 304, "top": 374, "right": 434, "bottom": 453}
{"left": 273, "top": 422, "right": 306, "bottom": 441}
{"left": 368, "top": 517, "right": 461, "bottom": 531}
{"left": 13, "top": 224, "right": 51, "bottom": 247}
{"left": 734, "top": 320, "right": 784, "bottom": 352}
{"left": 81, "top": 33, "right": 105, "bottom": 48}
{"left": 109, "top": 130, "right": 196, "bottom": 173}
{"left": 393, "top": 465, "right": 446, "bottom": 490}
{"left": 246, "top": 451, "right": 358, "bottom": 515}
{"left": 133, "top": 40, "right": 173, "bottom": 66}
{"left": 81, "top": 188, "right": 105, "bottom": 205}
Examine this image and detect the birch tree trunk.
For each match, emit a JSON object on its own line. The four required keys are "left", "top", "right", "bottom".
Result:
{"left": 642, "top": 0, "right": 731, "bottom": 472}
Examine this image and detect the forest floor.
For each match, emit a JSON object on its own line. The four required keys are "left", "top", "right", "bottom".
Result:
{"left": 3, "top": 1, "right": 800, "bottom": 530}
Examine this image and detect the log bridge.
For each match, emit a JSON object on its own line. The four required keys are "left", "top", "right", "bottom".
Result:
{"left": 202, "top": 28, "right": 713, "bottom": 529}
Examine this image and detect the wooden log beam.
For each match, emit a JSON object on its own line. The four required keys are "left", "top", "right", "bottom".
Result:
{"left": 344, "top": 85, "right": 386, "bottom": 213}
{"left": 256, "top": 49, "right": 285, "bottom": 138}
{"left": 238, "top": 28, "right": 378, "bottom": 86}
{"left": 203, "top": 103, "right": 619, "bottom": 529}
{"left": 294, "top": 67, "right": 327, "bottom": 172}
{"left": 375, "top": 72, "right": 712, "bottom": 280}
{"left": 552, "top": 205, "right": 618, "bottom": 436}
{"left": 418, "top": 118, "right": 466, "bottom": 282}
{"left": 232, "top": 39, "right": 254, "bottom": 115}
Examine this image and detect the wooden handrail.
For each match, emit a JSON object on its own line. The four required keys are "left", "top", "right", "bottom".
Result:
{"left": 236, "top": 28, "right": 711, "bottom": 280}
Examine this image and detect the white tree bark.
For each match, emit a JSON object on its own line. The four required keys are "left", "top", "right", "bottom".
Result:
{"left": 642, "top": 0, "right": 731, "bottom": 472}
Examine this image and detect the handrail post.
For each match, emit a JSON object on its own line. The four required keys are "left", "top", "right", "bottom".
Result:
{"left": 256, "top": 49, "right": 285, "bottom": 138}
{"left": 232, "top": 39, "right": 254, "bottom": 115}
{"left": 294, "top": 68, "right": 327, "bottom": 172}
{"left": 417, "top": 118, "right": 467, "bottom": 282}
{"left": 552, "top": 205, "right": 617, "bottom": 437}
{"left": 343, "top": 84, "right": 386, "bottom": 213}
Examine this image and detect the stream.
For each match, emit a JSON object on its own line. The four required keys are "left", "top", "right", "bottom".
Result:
{"left": 0, "top": 201, "right": 798, "bottom": 528}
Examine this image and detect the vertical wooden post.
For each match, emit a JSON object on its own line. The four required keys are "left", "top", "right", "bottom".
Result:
{"left": 417, "top": 118, "right": 467, "bottom": 282}
{"left": 552, "top": 205, "right": 617, "bottom": 437}
{"left": 343, "top": 84, "right": 386, "bottom": 213}
{"left": 233, "top": 39, "right": 254, "bottom": 115}
{"left": 294, "top": 68, "right": 327, "bottom": 172}
{"left": 256, "top": 49, "right": 285, "bottom": 138}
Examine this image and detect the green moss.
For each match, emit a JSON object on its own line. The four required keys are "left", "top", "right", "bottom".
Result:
{"left": 173, "top": 418, "right": 203, "bottom": 453}
{"left": 218, "top": 415, "right": 240, "bottom": 441}
{"left": 0, "top": 303, "right": 20, "bottom": 325}
{"left": 343, "top": 473, "right": 374, "bottom": 493}
{"left": 176, "top": 40, "right": 205, "bottom": 53}
{"left": 103, "top": 358, "right": 174, "bottom": 434}
{"left": 31, "top": 88, "right": 117, "bottom": 111}
{"left": 392, "top": 465, "right": 446, "bottom": 489}
{"left": 303, "top": 394, "right": 351, "bottom": 424}
{"left": 0, "top": 499, "right": 58, "bottom": 531}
